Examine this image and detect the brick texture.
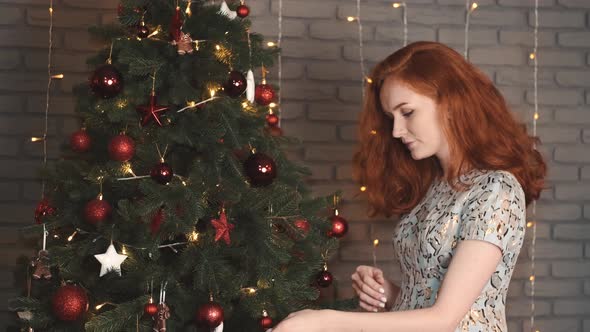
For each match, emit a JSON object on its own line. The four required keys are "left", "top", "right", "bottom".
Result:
{"left": 1, "top": 0, "right": 589, "bottom": 330}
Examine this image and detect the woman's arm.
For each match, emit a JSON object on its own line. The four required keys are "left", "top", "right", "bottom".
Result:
{"left": 273, "top": 240, "right": 503, "bottom": 332}
{"left": 322, "top": 239, "right": 503, "bottom": 332}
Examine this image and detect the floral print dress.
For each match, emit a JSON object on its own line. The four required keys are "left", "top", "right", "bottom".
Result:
{"left": 391, "top": 169, "right": 526, "bottom": 332}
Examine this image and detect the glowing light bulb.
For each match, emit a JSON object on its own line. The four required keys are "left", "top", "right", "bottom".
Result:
{"left": 347, "top": 16, "right": 355, "bottom": 22}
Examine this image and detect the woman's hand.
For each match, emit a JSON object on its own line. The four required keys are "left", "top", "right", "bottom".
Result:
{"left": 271, "top": 309, "right": 328, "bottom": 332}
{"left": 351, "top": 265, "right": 394, "bottom": 312}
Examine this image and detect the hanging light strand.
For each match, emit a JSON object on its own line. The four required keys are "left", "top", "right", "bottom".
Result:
{"left": 529, "top": 1, "right": 539, "bottom": 331}
{"left": 464, "top": 1, "right": 478, "bottom": 59}
{"left": 277, "top": 0, "right": 283, "bottom": 127}
{"left": 40, "top": 0, "right": 58, "bottom": 197}
{"left": 392, "top": 3, "right": 408, "bottom": 47}
{"left": 356, "top": 0, "right": 366, "bottom": 99}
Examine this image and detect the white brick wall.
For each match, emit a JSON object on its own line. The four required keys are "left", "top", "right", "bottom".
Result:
{"left": 0, "top": 0, "right": 588, "bottom": 330}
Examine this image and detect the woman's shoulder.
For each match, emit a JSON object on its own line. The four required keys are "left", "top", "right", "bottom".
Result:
{"left": 468, "top": 169, "right": 525, "bottom": 200}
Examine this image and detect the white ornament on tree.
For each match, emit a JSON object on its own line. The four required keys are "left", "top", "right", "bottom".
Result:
{"left": 94, "top": 243, "right": 127, "bottom": 277}
{"left": 246, "top": 69, "right": 255, "bottom": 103}
{"left": 218, "top": 1, "right": 237, "bottom": 20}
{"left": 213, "top": 321, "right": 224, "bottom": 332}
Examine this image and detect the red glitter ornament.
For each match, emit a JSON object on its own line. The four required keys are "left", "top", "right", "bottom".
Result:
{"left": 255, "top": 84, "right": 275, "bottom": 106}
{"left": 84, "top": 197, "right": 112, "bottom": 225}
{"left": 51, "top": 284, "right": 89, "bottom": 322}
{"left": 70, "top": 129, "right": 91, "bottom": 153}
{"left": 108, "top": 134, "right": 135, "bottom": 162}
{"left": 35, "top": 198, "right": 55, "bottom": 224}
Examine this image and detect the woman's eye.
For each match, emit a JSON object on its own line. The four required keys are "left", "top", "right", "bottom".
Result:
{"left": 402, "top": 110, "right": 414, "bottom": 117}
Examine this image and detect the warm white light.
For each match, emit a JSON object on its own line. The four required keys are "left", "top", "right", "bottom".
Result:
{"left": 31, "top": 137, "right": 44, "bottom": 142}
{"left": 67, "top": 231, "right": 77, "bottom": 242}
{"left": 267, "top": 41, "right": 276, "bottom": 47}
{"left": 373, "top": 239, "right": 379, "bottom": 246}
{"left": 393, "top": 3, "right": 401, "bottom": 8}
{"left": 360, "top": 186, "right": 367, "bottom": 192}
{"left": 51, "top": 74, "right": 64, "bottom": 79}
{"left": 269, "top": 102, "right": 277, "bottom": 108}
{"left": 347, "top": 16, "right": 355, "bottom": 22}
{"left": 471, "top": 3, "right": 478, "bottom": 10}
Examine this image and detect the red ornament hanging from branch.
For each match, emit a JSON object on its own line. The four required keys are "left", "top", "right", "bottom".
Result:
{"left": 211, "top": 206, "right": 234, "bottom": 245}
{"left": 137, "top": 92, "right": 170, "bottom": 127}
{"left": 170, "top": 5, "right": 183, "bottom": 42}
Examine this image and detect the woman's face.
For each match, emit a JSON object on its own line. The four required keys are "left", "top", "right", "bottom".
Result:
{"left": 379, "top": 76, "right": 450, "bottom": 163}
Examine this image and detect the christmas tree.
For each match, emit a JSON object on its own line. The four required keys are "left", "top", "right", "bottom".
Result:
{"left": 10, "top": 1, "right": 355, "bottom": 330}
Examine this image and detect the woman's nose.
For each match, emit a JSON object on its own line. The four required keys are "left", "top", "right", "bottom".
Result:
{"left": 392, "top": 120, "right": 406, "bottom": 139}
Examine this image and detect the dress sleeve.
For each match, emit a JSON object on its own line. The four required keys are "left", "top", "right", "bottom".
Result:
{"left": 459, "top": 171, "right": 527, "bottom": 256}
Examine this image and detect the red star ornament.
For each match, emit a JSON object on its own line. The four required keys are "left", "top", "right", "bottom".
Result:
{"left": 136, "top": 92, "right": 170, "bottom": 127}
{"left": 211, "top": 209, "right": 234, "bottom": 245}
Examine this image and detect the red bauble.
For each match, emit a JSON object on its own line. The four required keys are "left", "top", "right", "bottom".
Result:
{"left": 35, "top": 198, "right": 56, "bottom": 224}
{"left": 84, "top": 198, "right": 112, "bottom": 224}
{"left": 259, "top": 316, "right": 273, "bottom": 329}
{"left": 150, "top": 207, "right": 165, "bottom": 235}
{"left": 265, "top": 113, "right": 279, "bottom": 127}
{"left": 224, "top": 71, "right": 247, "bottom": 97}
{"left": 108, "top": 134, "right": 135, "bottom": 161}
{"left": 236, "top": 4, "right": 250, "bottom": 18}
{"left": 70, "top": 129, "right": 91, "bottom": 153}
{"left": 137, "top": 24, "right": 150, "bottom": 39}
{"left": 316, "top": 269, "right": 334, "bottom": 288}
{"left": 243, "top": 152, "right": 277, "bottom": 187}
{"left": 150, "top": 162, "right": 174, "bottom": 185}
{"left": 51, "top": 284, "right": 89, "bottom": 321}
{"left": 144, "top": 300, "right": 158, "bottom": 316}
{"left": 89, "top": 64, "right": 123, "bottom": 99}
{"left": 266, "top": 126, "right": 283, "bottom": 137}
{"left": 255, "top": 84, "right": 275, "bottom": 106}
{"left": 196, "top": 301, "right": 224, "bottom": 328}
{"left": 294, "top": 219, "right": 310, "bottom": 235}
{"left": 327, "top": 214, "right": 348, "bottom": 238}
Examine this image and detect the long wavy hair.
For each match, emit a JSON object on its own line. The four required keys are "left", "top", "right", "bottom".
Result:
{"left": 352, "top": 41, "right": 547, "bottom": 218}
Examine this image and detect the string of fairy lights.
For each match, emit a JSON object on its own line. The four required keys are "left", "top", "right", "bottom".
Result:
{"left": 528, "top": 1, "right": 540, "bottom": 331}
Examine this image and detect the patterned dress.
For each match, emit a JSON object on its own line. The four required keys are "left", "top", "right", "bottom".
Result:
{"left": 391, "top": 169, "right": 526, "bottom": 332}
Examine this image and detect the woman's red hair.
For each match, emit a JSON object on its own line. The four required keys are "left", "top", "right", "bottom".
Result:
{"left": 352, "top": 41, "right": 547, "bottom": 218}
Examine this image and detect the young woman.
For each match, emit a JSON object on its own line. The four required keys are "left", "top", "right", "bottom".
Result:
{"left": 273, "top": 41, "right": 546, "bottom": 332}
